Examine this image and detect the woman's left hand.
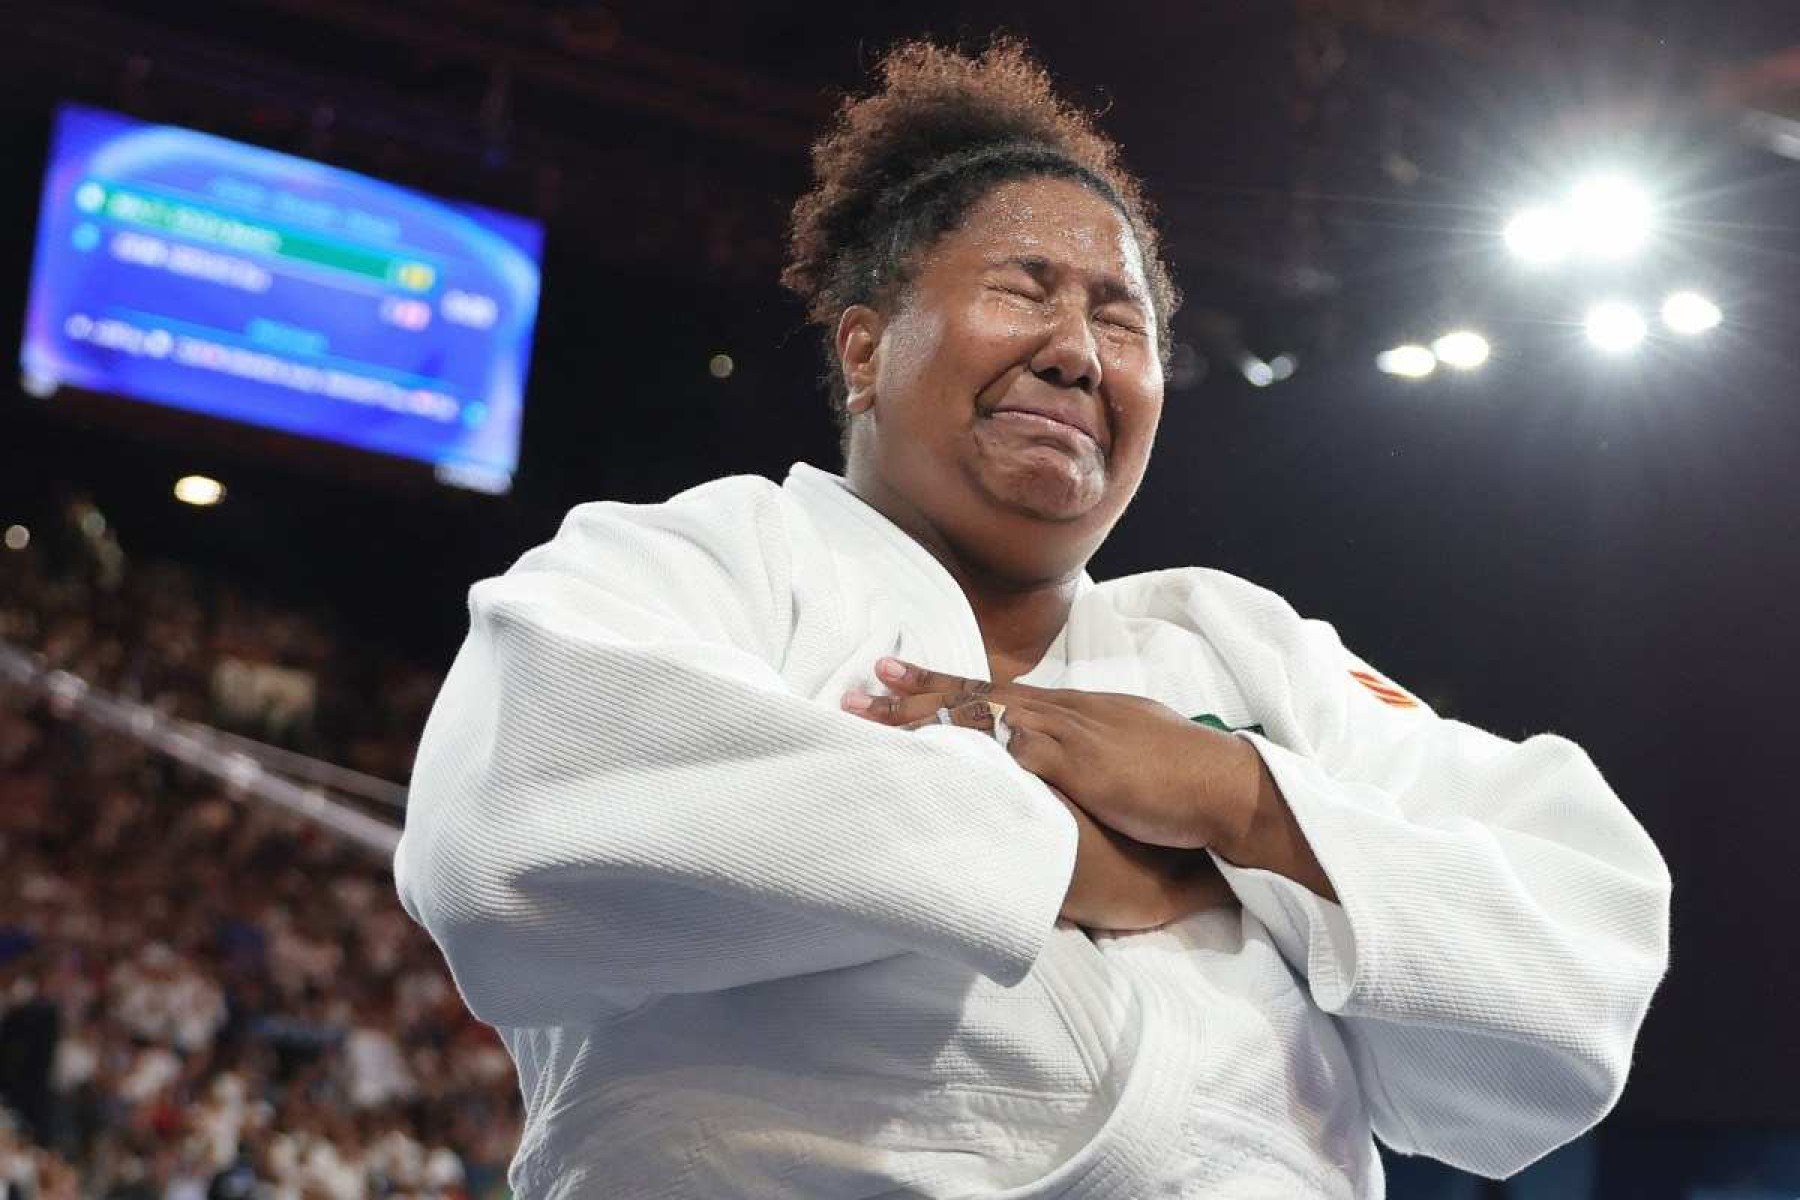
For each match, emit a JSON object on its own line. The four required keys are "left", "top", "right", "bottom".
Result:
{"left": 842, "top": 656, "right": 1263, "bottom": 853}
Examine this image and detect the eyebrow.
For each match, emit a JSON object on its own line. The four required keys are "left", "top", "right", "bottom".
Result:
{"left": 992, "top": 254, "right": 1148, "bottom": 310}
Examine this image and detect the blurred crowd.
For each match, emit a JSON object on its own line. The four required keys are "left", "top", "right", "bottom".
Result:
{"left": 1, "top": 503, "right": 441, "bottom": 781}
{"left": 0, "top": 516, "right": 521, "bottom": 1199}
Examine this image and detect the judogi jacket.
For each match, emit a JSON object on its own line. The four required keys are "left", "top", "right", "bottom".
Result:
{"left": 396, "top": 462, "right": 1670, "bottom": 1198}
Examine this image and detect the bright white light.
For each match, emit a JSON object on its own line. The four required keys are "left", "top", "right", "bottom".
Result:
{"left": 1267, "top": 353, "right": 1297, "bottom": 382}
{"left": 174, "top": 475, "right": 225, "bottom": 507}
{"left": 708, "top": 353, "right": 734, "bottom": 380}
{"left": 3, "top": 525, "right": 27, "bottom": 551}
{"left": 1376, "top": 345, "right": 1438, "bottom": 379}
{"left": 1504, "top": 205, "right": 1573, "bottom": 264}
{"left": 1432, "top": 331, "right": 1491, "bottom": 370}
{"left": 1242, "top": 357, "right": 1275, "bottom": 388}
{"left": 1569, "top": 175, "right": 1652, "bottom": 260}
{"left": 1585, "top": 302, "right": 1647, "bottom": 353}
{"left": 1662, "top": 291, "right": 1722, "bottom": 335}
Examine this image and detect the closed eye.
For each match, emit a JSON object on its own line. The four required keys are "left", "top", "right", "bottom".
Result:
{"left": 994, "top": 282, "right": 1047, "bottom": 302}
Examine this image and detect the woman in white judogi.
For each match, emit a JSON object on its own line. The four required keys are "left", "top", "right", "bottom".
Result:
{"left": 395, "top": 39, "right": 1670, "bottom": 1199}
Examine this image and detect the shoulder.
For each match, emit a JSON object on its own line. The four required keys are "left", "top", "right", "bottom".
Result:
{"left": 1092, "top": 565, "right": 1311, "bottom": 636}
{"left": 1090, "top": 565, "right": 1371, "bottom": 685}
{"left": 521, "top": 474, "right": 793, "bottom": 571}
{"left": 1092, "top": 567, "right": 1436, "bottom": 737}
{"left": 469, "top": 474, "right": 808, "bottom": 658}
{"left": 486, "top": 473, "right": 800, "bottom": 616}
{"left": 551, "top": 473, "right": 788, "bottom": 546}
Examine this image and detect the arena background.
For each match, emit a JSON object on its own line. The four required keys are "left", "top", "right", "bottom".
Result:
{"left": 2, "top": 2, "right": 1797, "bottom": 1197}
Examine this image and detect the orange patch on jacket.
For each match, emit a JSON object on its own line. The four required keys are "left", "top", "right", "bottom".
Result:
{"left": 1350, "top": 669, "right": 1419, "bottom": 709}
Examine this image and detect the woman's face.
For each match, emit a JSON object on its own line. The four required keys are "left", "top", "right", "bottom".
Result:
{"left": 841, "top": 175, "right": 1163, "bottom": 581}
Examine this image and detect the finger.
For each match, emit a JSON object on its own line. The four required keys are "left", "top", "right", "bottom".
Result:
{"left": 1001, "top": 698, "right": 1082, "bottom": 741}
{"left": 844, "top": 689, "right": 985, "bottom": 727}
{"left": 840, "top": 688, "right": 924, "bottom": 724}
{"left": 875, "top": 657, "right": 990, "bottom": 698}
{"left": 1001, "top": 716, "right": 1066, "bottom": 783}
{"left": 899, "top": 700, "right": 999, "bottom": 734}
{"left": 878, "top": 658, "right": 1091, "bottom": 719}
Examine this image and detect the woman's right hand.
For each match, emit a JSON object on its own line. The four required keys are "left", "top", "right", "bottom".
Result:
{"left": 1051, "top": 788, "right": 1239, "bottom": 932}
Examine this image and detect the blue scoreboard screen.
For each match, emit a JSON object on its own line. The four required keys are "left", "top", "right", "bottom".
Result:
{"left": 21, "top": 103, "right": 543, "bottom": 493}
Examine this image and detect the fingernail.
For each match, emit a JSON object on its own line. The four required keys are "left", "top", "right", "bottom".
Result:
{"left": 876, "top": 657, "right": 907, "bottom": 682}
{"left": 840, "top": 691, "right": 873, "bottom": 712}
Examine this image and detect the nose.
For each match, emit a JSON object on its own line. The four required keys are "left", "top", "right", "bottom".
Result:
{"left": 1029, "top": 302, "right": 1102, "bottom": 393}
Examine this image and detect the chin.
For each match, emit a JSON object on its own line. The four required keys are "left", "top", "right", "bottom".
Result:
{"left": 979, "top": 446, "right": 1111, "bottom": 524}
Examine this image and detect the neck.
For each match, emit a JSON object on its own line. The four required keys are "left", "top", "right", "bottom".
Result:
{"left": 960, "top": 570, "right": 1079, "bottom": 684}
{"left": 844, "top": 471, "right": 1080, "bottom": 683}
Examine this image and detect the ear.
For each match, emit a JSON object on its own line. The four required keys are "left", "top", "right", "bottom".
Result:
{"left": 834, "top": 305, "right": 884, "bottom": 412}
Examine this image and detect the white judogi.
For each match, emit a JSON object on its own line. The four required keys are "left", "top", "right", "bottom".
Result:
{"left": 395, "top": 463, "right": 1670, "bottom": 1199}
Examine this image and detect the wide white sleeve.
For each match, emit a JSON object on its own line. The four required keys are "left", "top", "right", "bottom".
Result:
{"left": 394, "top": 479, "right": 1078, "bottom": 1028}
{"left": 1202, "top": 583, "right": 1670, "bottom": 1179}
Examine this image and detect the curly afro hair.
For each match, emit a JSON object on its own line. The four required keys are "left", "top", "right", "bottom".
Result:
{"left": 782, "top": 37, "right": 1179, "bottom": 437}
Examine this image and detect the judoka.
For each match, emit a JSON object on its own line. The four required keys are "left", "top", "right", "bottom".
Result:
{"left": 396, "top": 37, "right": 1671, "bottom": 1199}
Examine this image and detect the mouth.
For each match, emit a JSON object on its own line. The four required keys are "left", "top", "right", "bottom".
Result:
{"left": 983, "top": 404, "right": 1105, "bottom": 453}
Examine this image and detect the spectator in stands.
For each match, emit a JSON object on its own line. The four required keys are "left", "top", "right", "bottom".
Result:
{"left": 0, "top": 542, "right": 512, "bottom": 1197}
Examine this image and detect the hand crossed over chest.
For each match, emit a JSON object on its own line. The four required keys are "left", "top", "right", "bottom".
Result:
{"left": 841, "top": 656, "right": 1274, "bottom": 931}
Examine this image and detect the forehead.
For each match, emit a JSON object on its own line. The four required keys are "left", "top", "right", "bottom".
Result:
{"left": 936, "top": 176, "right": 1148, "bottom": 291}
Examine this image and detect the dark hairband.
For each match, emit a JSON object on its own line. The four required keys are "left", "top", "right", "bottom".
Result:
{"left": 876, "top": 139, "right": 1124, "bottom": 217}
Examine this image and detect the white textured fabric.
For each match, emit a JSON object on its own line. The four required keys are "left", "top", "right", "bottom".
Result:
{"left": 395, "top": 463, "right": 1671, "bottom": 1199}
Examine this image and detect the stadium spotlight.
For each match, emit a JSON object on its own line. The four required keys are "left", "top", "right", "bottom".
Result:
{"left": 174, "top": 475, "right": 225, "bottom": 507}
{"left": 1376, "top": 345, "right": 1438, "bottom": 379}
{"left": 1505, "top": 174, "right": 1653, "bottom": 264}
{"left": 1431, "top": 331, "right": 1491, "bottom": 370}
{"left": 1662, "top": 291, "right": 1722, "bottom": 335}
{"left": 1568, "top": 174, "right": 1652, "bottom": 260}
{"left": 1585, "top": 301, "right": 1647, "bottom": 353}
{"left": 1504, "top": 205, "right": 1573, "bottom": 265}
{"left": 3, "top": 524, "right": 27, "bottom": 551}
{"left": 1237, "top": 354, "right": 1276, "bottom": 388}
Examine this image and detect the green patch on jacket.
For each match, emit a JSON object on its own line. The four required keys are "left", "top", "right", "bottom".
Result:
{"left": 1190, "top": 713, "right": 1265, "bottom": 737}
